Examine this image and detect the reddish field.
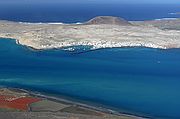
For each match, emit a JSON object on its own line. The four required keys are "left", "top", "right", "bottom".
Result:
{"left": 0, "top": 95, "right": 41, "bottom": 111}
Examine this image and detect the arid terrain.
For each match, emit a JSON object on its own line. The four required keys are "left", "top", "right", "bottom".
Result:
{"left": 0, "top": 16, "right": 180, "bottom": 50}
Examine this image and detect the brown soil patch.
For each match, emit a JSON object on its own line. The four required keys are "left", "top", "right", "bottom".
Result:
{"left": 0, "top": 95, "right": 41, "bottom": 111}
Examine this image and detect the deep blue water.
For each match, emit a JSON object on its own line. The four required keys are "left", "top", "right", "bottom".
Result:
{"left": 0, "top": 39, "right": 180, "bottom": 119}
{"left": 0, "top": 3, "right": 179, "bottom": 23}
{"left": 0, "top": 3, "right": 180, "bottom": 118}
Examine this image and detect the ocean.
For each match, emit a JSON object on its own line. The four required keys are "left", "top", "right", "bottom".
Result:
{"left": 0, "top": 3, "right": 180, "bottom": 119}
{"left": 0, "top": 39, "right": 180, "bottom": 119}
{"left": 0, "top": 3, "right": 179, "bottom": 23}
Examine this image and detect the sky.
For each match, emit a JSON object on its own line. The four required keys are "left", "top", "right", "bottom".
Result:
{"left": 0, "top": 0, "right": 180, "bottom": 4}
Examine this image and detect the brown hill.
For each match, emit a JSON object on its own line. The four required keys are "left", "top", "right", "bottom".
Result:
{"left": 85, "top": 16, "right": 132, "bottom": 26}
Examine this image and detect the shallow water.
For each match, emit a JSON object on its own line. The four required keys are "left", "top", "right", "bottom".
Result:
{"left": 0, "top": 39, "right": 180, "bottom": 119}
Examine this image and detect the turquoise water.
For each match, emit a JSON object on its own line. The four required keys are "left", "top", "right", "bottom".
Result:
{"left": 0, "top": 39, "right": 180, "bottom": 119}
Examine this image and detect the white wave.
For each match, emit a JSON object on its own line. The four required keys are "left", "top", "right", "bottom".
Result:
{"left": 18, "top": 21, "right": 83, "bottom": 25}
{"left": 75, "top": 22, "right": 82, "bottom": 25}
{"left": 154, "top": 18, "right": 178, "bottom": 21}
{"left": 47, "top": 22, "right": 64, "bottom": 25}
{"left": 169, "top": 12, "right": 180, "bottom": 15}
{"left": 19, "top": 22, "right": 41, "bottom": 24}
{"left": 19, "top": 22, "right": 64, "bottom": 25}
{"left": 169, "top": 12, "right": 176, "bottom": 15}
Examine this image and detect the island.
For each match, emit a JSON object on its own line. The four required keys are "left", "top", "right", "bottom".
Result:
{"left": 0, "top": 16, "right": 180, "bottom": 50}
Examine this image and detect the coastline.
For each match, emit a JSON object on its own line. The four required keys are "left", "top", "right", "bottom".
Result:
{"left": 0, "top": 17, "right": 180, "bottom": 50}
{"left": 1, "top": 37, "right": 180, "bottom": 118}
{"left": 1, "top": 16, "right": 180, "bottom": 119}
{"left": 0, "top": 37, "right": 175, "bottom": 52}
{"left": 0, "top": 87, "right": 146, "bottom": 119}
{"left": 0, "top": 38, "right": 148, "bottom": 119}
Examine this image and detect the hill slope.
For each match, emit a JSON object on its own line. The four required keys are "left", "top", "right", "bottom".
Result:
{"left": 85, "top": 16, "right": 132, "bottom": 26}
